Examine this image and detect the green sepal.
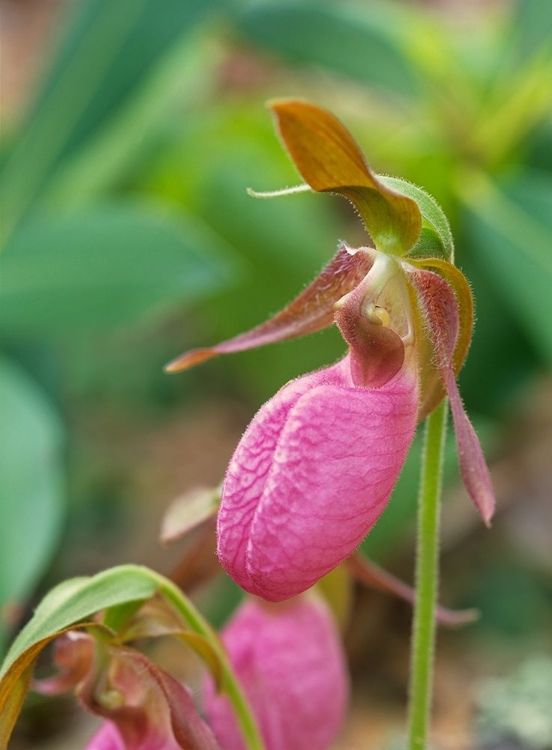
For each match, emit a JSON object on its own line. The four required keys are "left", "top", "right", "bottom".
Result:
{"left": 379, "top": 176, "right": 454, "bottom": 261}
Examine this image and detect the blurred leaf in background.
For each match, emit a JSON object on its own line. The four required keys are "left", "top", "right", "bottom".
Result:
{"left": 461, "top": 170, "right": 552, "bottom": 364}
{"left": 0, "top": 358, "right": 64, "bottom": 653}
{"left": 0, "top": 0, "right": 223, "bottom": 238}
{"left": 0, "top": 204, "right": 235, "bottom": 338}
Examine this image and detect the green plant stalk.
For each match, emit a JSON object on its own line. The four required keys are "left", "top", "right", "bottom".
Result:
{"left": 407, "top": 400, "right": 448, "bottom": 750}
{"left": 151, "top": 573, "right": 265, "bottom": 750}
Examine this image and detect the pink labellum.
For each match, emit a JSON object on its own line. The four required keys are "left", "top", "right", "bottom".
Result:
{"left": 218, "top": 354, "right": 418, "bottom": 601}
{"left": 165, "top": 245, "right": 373, "bottom": 373}
{"left": 203, "top": 595, "right": 349, "bottom": 750}
{"left": 408, "top": 267, "right": 495, "bottom": 525}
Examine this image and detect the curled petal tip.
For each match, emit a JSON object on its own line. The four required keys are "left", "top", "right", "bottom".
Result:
{"left": 437, "top": 607, "right": 480, "bottom": 628}
{"left": 164, "top": 348, "right": 215, "bottom": 373}
{"left": 246, "top": 184, "right": 311, "bottom": 199}
{"left": 482, "top": 503, "right": 494, "bottom": 528}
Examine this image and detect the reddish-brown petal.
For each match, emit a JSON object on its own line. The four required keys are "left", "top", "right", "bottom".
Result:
{"left": 408, "top": 267, "right": 495, "bottom": 525}
{"left": 32, "top": 631, "right": 95, "bottom": 696}
{"left": 0, "top": 622, "right": 100, "bottom": 749}
{"left": 270, "top": 100, "right": 422, "bottom": 255}
{"left": 166, "top": 245, "right": 373, "bottom": 373}
{"left": 347, "top": 553, "right": 478, "bottom": 628}
{"left": 81, "top": 646, "right": 218, "bottom": 750}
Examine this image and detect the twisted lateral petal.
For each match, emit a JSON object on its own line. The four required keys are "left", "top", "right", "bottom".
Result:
{"left": 165, "top": 245, "right": 373, "bottom": 373}
{"left": 218, "top": 355, "right": 418, "bottom": 601}
{"left": 203, "top": 596, "right": 348, "bottom": 750}
{"left": 407, "top": 258, "right": 474, "bottom": 419}
{"left": 408, "top": 267, "right": 495, "bottom": 525}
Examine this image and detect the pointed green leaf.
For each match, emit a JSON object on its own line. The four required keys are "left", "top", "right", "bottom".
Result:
{"left": 1, "top": 566, "right": 158, "bottom": 680}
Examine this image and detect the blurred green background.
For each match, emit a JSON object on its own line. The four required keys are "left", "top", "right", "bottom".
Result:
{"left": 1, "top": 0, "right": 551, "bottom": 747}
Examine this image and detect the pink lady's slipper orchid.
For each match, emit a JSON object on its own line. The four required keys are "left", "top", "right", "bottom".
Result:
{"left": 167, "top": 100, "right": 495, "bottom": 602}
{"left": 33, "top": 630, "right": 218, "bottom": 750}
{"left": 203, "top": 594, "right": 348, "bottom": 750}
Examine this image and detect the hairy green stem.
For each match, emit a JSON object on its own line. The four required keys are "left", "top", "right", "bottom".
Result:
{"left": 407, "top": 400, "right": 448, "bottom": 750}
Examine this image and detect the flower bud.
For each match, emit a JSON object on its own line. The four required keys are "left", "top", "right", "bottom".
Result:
{"left": 203, "top": 595, "right": 349, "bottom": 750}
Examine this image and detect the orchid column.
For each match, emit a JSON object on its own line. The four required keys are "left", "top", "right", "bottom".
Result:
{"left": 167, "top": 100, "right": 495, "bottom": 746}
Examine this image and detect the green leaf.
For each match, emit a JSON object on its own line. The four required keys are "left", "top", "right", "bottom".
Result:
{"left": 0, "top": 359, "right": 64, "bottom": 653}
{"left": 0, "top": 0, "right": 218, "bottom": 240}
{"left": 235, "top": 2, "right": 420, "bottom": 97}
{"left": 44, "top": 32, "right": 221, "bottom": 210}
{"left": 459, "top": 169, "right": 552, "bottom": 364}
{"left": 0, "top": 566, "right": 158, "bottom": 747}
{"left": 0, "top": 566, "right": 264, "bottom": 750}
{"left": 378, "top": 176, "right": 454, "bottom": 261}
{"left": 510, "top": 0, "right": 552, "bottom": 61}
{"left": 0, "top": 204, "right": 235, "bottom": 338}
{"left": 0, "top": 566, "right": 158, "bottom": 679}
